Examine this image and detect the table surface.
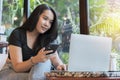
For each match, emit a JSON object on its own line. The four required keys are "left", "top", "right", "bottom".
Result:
{"left": 46, "top": 77, "right": 120, "bottom": 80}
{"left": 46, "top": 71, "right": 120, "bottom": 80}
{"left": 0, "top": 42, "right": 8, "bottom": 48}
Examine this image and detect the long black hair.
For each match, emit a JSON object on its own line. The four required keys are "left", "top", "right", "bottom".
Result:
{"left": 20, "top": 4, "right": 58, "bottom": 52}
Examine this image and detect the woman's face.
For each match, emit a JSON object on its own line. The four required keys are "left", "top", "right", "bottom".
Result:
{"left": 36, "top": 10, "right": 54, "bottom": 34}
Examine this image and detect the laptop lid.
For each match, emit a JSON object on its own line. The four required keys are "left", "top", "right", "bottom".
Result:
{"left": 68, "top": 34, "right": 112, "bottom": 71}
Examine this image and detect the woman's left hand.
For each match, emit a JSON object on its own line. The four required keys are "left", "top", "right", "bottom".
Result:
{"left": 56, "top": 64, "right": 67, "bottom": 71}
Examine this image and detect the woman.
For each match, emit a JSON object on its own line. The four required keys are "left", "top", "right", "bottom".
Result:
{"left": 0, "top": 4, "right": 66, "bottom": 80}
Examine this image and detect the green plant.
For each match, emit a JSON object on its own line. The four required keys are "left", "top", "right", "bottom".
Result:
{"left": 60, "top": 52, "right": 69, "bottom": 64}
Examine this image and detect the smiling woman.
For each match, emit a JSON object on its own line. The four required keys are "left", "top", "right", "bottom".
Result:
{"left": 36, "top": 10, "right": 54, "bottom": 34}
{"left": 0, "top": 4, "right": 66, "bottom": 80}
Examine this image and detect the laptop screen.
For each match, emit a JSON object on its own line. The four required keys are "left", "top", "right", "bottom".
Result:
{"left": 68, "top": 34, "right": 112, "bottom": 71}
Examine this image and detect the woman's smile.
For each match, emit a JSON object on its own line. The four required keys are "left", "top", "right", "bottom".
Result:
{"left": 41, "top": 25, "right": 49, "bottom": 32}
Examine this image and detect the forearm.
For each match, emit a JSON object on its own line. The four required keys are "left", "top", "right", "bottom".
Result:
{"left": 12, "top": 58, "right": 34, "bottom": 72}
{"left": 50, "top": 53, "right": 63, "bottom": 68}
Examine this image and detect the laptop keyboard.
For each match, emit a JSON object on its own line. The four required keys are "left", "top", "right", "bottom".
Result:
{"left": 108, "top": 71, "right": 120, "bottom": 77}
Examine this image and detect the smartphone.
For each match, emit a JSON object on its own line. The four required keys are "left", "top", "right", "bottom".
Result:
{"left": 45, "top": 44, "right": 59, "bottom": 55}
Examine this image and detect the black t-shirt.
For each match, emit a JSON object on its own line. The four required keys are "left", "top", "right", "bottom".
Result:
{"left": 8, "top": 28, "right": 36, "bottom": 61}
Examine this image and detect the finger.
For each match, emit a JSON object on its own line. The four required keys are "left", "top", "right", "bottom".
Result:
{"left": 65, "top": 65, "right": 67, "bottom": 70}
{"left": 44, "top": 50, "right": 53, "bottom": 55}
{"left": 63, "top": 64, "right": 67, "bottom": 70}
{"left": 38, "top": 47, "right": 45, "bottom": 54}
{"left": 56, "top": 66, "right": 62, "bottom": 70}
{"left": 40, "top": 47, "right": 45, "bottom": 52}
{"left": 57, "top": 65, "right": 66, "bottom": 71}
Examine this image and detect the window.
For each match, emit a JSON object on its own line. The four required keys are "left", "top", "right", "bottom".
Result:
{"left": 89, "top": 0, "right": 120, "bottom": 70}
{"left": 2, "top": 0, "right": 23, "bottom": 37}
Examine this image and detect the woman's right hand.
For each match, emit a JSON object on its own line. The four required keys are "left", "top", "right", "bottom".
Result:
{"left": 32, "top": 48, "right": 53, "bottom": 64}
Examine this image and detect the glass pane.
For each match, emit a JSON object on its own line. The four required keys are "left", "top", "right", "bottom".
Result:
{"left": 30, "top": 0, "right": 80, "bottom": 64}
{"left": 2, "top": 0, "right": 23, "bottom": 38}
{"left": 89, "top": 0, "right": 120, "bottom": 70}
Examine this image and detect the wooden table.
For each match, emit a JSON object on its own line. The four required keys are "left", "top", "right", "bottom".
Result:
{"left": 46, "top": 77, "right": 120, "bottom": 80}
{"left": 46, "top": 71, "right": 120, "bottom": 80}
{"left": 0, "top": 42, "right": 8, "bottom": 48}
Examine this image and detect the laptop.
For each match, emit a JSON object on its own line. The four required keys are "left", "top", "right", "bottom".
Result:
{"left": 68, "top": 34, "right": 112, "bottom": 71}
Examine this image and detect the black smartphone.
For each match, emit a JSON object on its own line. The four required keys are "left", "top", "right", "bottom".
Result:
{"left": 45, "top": 44, "right": 59, "bottom": 55}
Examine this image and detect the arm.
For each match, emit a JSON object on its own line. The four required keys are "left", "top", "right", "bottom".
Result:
{"left": 9, "top": 45, "right": 33, "bottom": 72}
{"left": 8, "top": 29, "right": 33, "bottom": 72}
{"left": 50, "top": 51, "right": 66, "bottom": 70}
{"left": 9, "top": 45, "right": 53, "bottom": 72}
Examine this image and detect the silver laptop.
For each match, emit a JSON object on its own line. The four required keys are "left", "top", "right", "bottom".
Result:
{"left": 68, "top": 34, "right": 112, "bottom": 71}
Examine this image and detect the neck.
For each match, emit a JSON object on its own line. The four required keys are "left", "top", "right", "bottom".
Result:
{"left": 29, "top": 29, "right": 39, "bottom": 37}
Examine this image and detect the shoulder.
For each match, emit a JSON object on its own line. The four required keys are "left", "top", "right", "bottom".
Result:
{"left": 11, "top": 27, "right": 25, "bottom": 35}
{"left": 8, "top": 27, "right": 26, "bottom": 46}
{"left": 9, "top": 28, "right": 26, "bottom": 39}
{"left": 9, "top": 27, "right": 26, "bottom": 41}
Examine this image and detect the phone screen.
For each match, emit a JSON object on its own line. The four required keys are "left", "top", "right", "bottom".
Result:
{"left": 45, "top": 44, "right": 59, "bottom": 55}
